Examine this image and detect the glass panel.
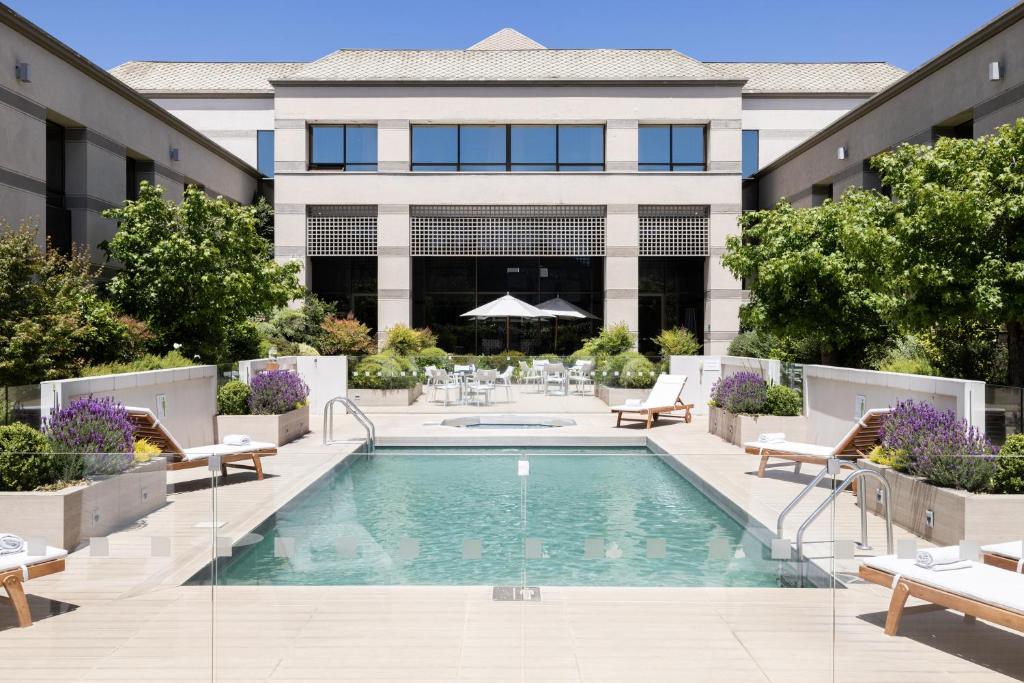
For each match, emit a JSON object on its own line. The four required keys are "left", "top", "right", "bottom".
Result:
{"left": 345, "top": 126, "right": 377, "bottom": 166}
{"left": 557, "top": 125, "right": 604, "bottom": 166}
{"left": 459, "top": 164, "right": 507, "bottom": 172}
{"left": 510, "top": 164, "right": 557, "bottom": 172}
{"left": 561, "top": 164, "right": 604, "bottom": 172}
{"left": 638, "top": 125, "right": 670, "bottom": 164}
{"left": 411, "top": 164, "right": 458, "bottom": 172}
{"left": 310, "top": 125, "right": 344, "bottom": 166}
{"left": 412, "top": 125, "right": 458, "bottom": 165}
{"left": 638, "top": 163, "right": 671, "bottom": 172}
{"left": 256, "top": 130, "right": 274, "bottom": 177}
{"left": 742, "top": 129, "right": 759, "bottom": 178}
{"left": 510, "top": 125, "right": 556, "bottom": 164}
{"left": 671, "top": 164, "right": 705, "bottom": 172}
{"left": 671, "top": 125, "right": 705, "bottom": 166}
{"left": 459, "top": 125, "right": 506, "bottom": 165}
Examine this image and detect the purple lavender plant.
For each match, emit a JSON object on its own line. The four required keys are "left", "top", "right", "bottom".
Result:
{"left": 710, "top": 371, "right": 768, "bottom": 414}
{"left": 880, "top": 400, "right": 996, "bottom": 492}
{"left": 44, "top": 396, "right": 135, "bottom": 476}
{"left": 248, "top": 370, "right": 309, "bottom": 415}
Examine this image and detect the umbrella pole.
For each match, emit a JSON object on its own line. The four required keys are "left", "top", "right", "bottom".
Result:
{"left": 506, "top": 316, "right": 510, "bottom": 351}
{"left": 554, "top": 317, "right": 559, "bottom": 355}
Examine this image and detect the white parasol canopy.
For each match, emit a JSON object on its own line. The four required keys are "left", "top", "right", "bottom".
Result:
{"left": 536, "top": 296, "right": 598, "bottom": 351}
{"left": 461, "top": 294, "right": 553, "bottom": 350}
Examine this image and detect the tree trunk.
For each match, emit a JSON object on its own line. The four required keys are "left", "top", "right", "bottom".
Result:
{"left": 1008, "top": 320, "right": 1024, "bottom": 386}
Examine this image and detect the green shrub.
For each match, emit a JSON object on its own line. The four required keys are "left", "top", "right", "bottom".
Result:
{"left": 293, "top": 343, "right": 320, "bottom": 356}
{"left": 876, "top": 335, "right": 937, "bottom": 376}
{"left": 595, "top": 351, "right": 648, "bottom": 387}
{"left": 314, "top": 315, "right": 374, "bottom": 356}
{"left": 0, "top": 423, "right": 65, "bottom": 491}
{"left": 995, "top": 434, "right": 1024, "bottom": 493}
{"left": 581, "top": 323, "right": 635, "bottom": 357}
{"left": 382, "top": 324, "right": 424, "bottom": 355}
{"left": 763, "top": 384, "right": 802, "bottom": 416}
{"left": 217, "top": 380, "right": 251, "bottom": 415}
{"left": 350, "top": 351, "right": 419, "bottom": 389}
{"left": 619, "top": 355, "right": 658, "bottom": 389}
{"left": 80, "top": 350, "right": 196, "bottom": 377}
{"left": 224, "top": 319, "right": 263, "bottom": 363}
{"left": 415, "top": 346, "right": 450, "bottom": 370}
{"left": 653, "top": 327, "right": 700, "bottom": 357}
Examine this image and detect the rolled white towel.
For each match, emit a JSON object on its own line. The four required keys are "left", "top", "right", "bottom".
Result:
{"left": 0, "top": 533, "right": 25, "bottom": 556}
{"left": 758, "top": 432, "right": 786, "bottom": 443}
{"left": 916, "top": 547, "right": 961, "bottom": 568}
{"left": 929, "top": 560, "right": 973, "bottom": 572}
{"left": 222, "top": 434, "right": 251, "bottom": 447}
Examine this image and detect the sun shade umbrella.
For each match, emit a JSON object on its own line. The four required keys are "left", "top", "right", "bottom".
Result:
{"left": 461, "top": 293, "right": 553, "bottom": 351}
{"left": 536, "top": 296, "right": 597, "bottom": 352}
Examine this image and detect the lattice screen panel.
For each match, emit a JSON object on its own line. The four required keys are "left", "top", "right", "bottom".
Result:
{"left": 306, "top": 205, "right": 378, "bottom": 256}
{"left": 639, "top": 205, "right": 709, "bottom": 256}
{"left": 410, "top": 205, "right": 605, "bottom": 256}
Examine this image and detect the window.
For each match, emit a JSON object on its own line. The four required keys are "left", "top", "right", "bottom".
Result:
{"left": 125, "top": 157, "right": 138, "bottom": 201}
{"left": 742, "top": 130, "right": 759, "bottom": 178}
{"left": 638, "top": 125, "right": 706, "bottom": 171}
{"left": 257, "top": 130, "right": 274, "bottom": 177}
{"left": 308, "top": 125, "right": 377, "bottom": 171}
{"left": 811, "top": 183, "right": 833, "bottom": 207}
{"left": 411, "top": 124, "right": 604, "bottom": 172}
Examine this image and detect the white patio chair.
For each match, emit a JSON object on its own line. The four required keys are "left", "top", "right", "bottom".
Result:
{"left": 496, "top": 366, "right": 514, "bottom": 402}
{"left": 430, "top": 369, "right": 463, "bottom": 406}
{"left": 465, "top": 369, "right": 497, "bottom": 406}
{"left": 543, "top": 363, "right": 568, "bottom": 396}
{"left": 569, "top": 359, "right": 594, "bottom": 395}
{"left": 519, "top": 360, "right": 541, "bottom": 388}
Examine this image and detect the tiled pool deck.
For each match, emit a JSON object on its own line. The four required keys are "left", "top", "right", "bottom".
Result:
{"left": 1, "top": 391, "right": 1022, "bottom": 681}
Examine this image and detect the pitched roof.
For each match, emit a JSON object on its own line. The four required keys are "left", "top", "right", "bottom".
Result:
{"left": 706, "top": 61, "right": 906, "bottom": 94}
{"left": 468, "top": 28, "right": 545, "bottom": 51}
{"left": 109, "top": 61, "right": 304, "bottom": 94}
{"left": 280, "top": 48, "right": 723, "bottom": 83}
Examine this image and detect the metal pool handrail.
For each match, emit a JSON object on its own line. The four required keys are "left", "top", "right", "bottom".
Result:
{"left": 323, "top": 396, "right": 375, "bottom": 454}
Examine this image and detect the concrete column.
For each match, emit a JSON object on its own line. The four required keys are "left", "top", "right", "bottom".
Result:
{"left": 605, "top": 119, "right": 638, "bottom": 172}
{"left": 378, "top": 120, "right": 410, "bottom": 172}
{"left": 705, "top": 204, "right": 743, "bottom": 354}
{"left": 0, "top": 85, "right": 46, "bottom": 247}
{"left": 377, "top": 204, "right": 411, "bottom": 345}
{"left": 64, "top": 128, "right": 125, "bottom": 267}
{"left": 274, "top": 203, "right": 308, "bottom": 288}
{"left": 707, "top": 118, "right": 742, "bottom": 174}
{"left": 604, "top": 204, "right": 639, "bottom": 344}
{"left": 274, "top": 118, "right": 305, "bottom": 174}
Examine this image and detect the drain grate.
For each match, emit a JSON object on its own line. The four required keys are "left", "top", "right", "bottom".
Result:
{"left": 492, "top": 586, "right": 541, "bottom": 602}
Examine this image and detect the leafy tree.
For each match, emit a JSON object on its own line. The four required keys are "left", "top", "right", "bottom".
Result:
{"left": 869, "top": 120, "right": 1024, "bottom": 383}
{"left": 0, "top": 225, "right": 130, "bottom": 384}
{"left": 252, "top": 196, "right": 274, "bottom": 242}
{"left": 723, "top": 196, "right": 892, "bottom": 365}
{"left": 102, "top": 183, "right": 302, "bottom": 362}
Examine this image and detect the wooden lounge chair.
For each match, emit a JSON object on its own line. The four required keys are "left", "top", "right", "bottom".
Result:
{"left": 610, "top": 375, "right": 693, "bottom": 429}
{"left": 982, "top": 541, "right": 1024, "bottom": 573}
{"left": 744, "top": 408, "right": 890, "bottom": 478}
{"left": 859, "top": 553, "right": 1024, "bottom": 636}
{"left": 1, "top": 545, "right": 67, "bottom": 628}
{"left": 126, "top": 406, "right": 276, "bottom": 480}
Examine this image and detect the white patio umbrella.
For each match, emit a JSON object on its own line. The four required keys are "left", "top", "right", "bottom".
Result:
{"left": 536, "top": 296, "right": 597, "bottom": 351}
{"left": 461, "top": 293, "right": 553, "bottom": 351}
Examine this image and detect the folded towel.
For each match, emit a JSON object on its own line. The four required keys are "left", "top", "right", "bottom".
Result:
{"left": 916, "top": 547, "right": 961, "bottom": 568}
{"left": 222, "top": 434, "right": 251, "bottom": 446}
{"left": 928, "top": 560, "right": 973, "bottom": 572}
{"left": 758, "top": 432, "right": 786, "bottom": 443}
{"left": 0, "top": 533, "right": 25, "bottom": 556}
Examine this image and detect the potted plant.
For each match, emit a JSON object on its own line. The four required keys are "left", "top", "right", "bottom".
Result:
{"left": 707, "top": 371, "right": 807, "bottom": 445}
{"left": 348, "top": 351, "right": 423, "bottom": 406}
{"left": 215, "top": 370, "right": 310, "bottom": 445}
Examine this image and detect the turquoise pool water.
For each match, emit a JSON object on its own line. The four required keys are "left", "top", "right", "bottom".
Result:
{"left": 195, "top": 446, "right": 793, "bottom": 587}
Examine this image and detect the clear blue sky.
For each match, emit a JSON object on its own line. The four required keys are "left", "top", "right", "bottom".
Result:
{"left": 6, "top": 0, "right": 1019, "bottom": 71}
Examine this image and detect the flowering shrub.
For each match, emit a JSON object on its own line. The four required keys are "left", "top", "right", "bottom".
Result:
{"left": 248, "top": 370, "right": 309, "bottom": 415}
{"left": 710, "top": 372, "right": 768, "bottom": 414}
{"left": 45, "top": 397, "right": 135, "bottom": 476}
{"left": 878, "top": 400, "right": 996, "bottom": 491}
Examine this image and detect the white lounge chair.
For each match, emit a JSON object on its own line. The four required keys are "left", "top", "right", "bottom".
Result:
{"left": 610, "top": 374, "right": 693, "bottom": 429}
{"left": 860, "top": 552, "right": 1024, "bottom": 636}
{"left": 1, "top": 543, "right": 67, "bottom": 627}
{"left": 982, "top": 541, "right": 1024, "bottom": 572}
{"left": 743, "top": 408, "right": 890, "bottom": 478}
{"left": 126, "top": 407, "right": 276, "bottom": 479}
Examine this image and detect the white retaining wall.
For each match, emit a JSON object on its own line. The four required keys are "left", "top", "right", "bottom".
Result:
{"left": 41, "top": 366, "right": 218, "bottom": 449}
{"left": 803, "top": 365, "right": 986, "bottom": 445}
{"left": 239, "top": 355, "right": 348, "bottom": 415}
{"left": 669, "top": 355, "right": 781, "bottom": 416}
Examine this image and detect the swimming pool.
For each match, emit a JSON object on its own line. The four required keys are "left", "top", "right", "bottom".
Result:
{"left": 194, "top": 446, "right": 800, "bottom": 587}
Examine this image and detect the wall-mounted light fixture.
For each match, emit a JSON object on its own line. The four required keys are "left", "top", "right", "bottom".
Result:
{"left": 14, "top": 62, "right": 30, "bottom": 82}
{"left": 168, "top": 147, "right": 180, "bottom": 162}
{"left": 837, "top": 146, "right": 848, "bottom": 160}
{"left": 989, "top": 61, "right": 1002, "bottom": 81}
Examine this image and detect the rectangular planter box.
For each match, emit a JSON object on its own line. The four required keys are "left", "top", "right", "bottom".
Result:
{"left": 0, "top": 459, "right": 167, "bottom": 550}
{"left": 347, "top": 384, "right": 422, "bottom": 407}
{"left": 596, "top": 384, "right": 651, "bottom": 406}
{"left": 216, "top": 404, "right": 309, "bottom": 446}
{"left": 858, "top": 460, "right": 1024, "bottom": 546}
{"left": 708, "top": 405, "right": 808, "bottom": 447}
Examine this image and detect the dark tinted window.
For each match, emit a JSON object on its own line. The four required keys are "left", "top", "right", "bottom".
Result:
{"left": 557, "top": 125, "right": 604, "bottom": 168}
{"left": 510, "top": 125, "right": 556, "bottom": 168}
{"left": 639, "top": 124, "right": 706, "bottom": 171}
{"left": 309, "top": 125, "right": 376, "bottom": 170}
{"left": 257, "top": 130, "right": 274, "bottom": 177}
{"left": 45, "top": 121, "right": 65, "bottom": 201}
{"left": 742, "top": 129, "right": 759, "bottom": 178}
{"left": 460, "top": 126, "right": 506, "bottom": 170}
{"left": 414, "top": 124, "right": 603, "bottom": 172}
{"left": 412, "top": 126, "right": 458, "bottom": 169}
{"left": 346, "top": 126, "right": 377, "bottom": 170}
